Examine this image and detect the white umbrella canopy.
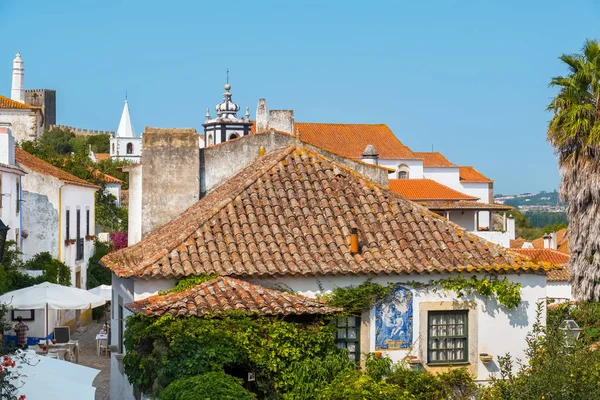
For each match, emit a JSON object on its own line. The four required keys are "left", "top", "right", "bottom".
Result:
{"left": 0, "top": 282, "right": 105, "bottom": 310}
{"left": 87, "top": 284, "right": 112, "bottom": 302}
{"left": 8, "top": 350, "right": 100, "bottom": 400}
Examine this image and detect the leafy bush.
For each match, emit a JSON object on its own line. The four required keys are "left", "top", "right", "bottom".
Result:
{"left": 483, "top": 303, "right": 600, "bottom": 399}
{"left": 319, "top": 369, "right": 410, "bottom": 400}
{"left": 158, "top": 372, "right": 256, "bottom": 400}
{"left": 124, "top": 312, "right": 340, "bottom": 398}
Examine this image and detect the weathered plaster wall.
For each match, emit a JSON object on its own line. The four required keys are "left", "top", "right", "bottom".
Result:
{"left": 252, "top": 272, "right": 547, "bottom": 382}
{"left": 141, "top": 128, "right": 199, "bottom": 237}
{"left": 0, "top": 109, "right": 40, "bottom": 142}
{"left": 21, "top": 170, "right": 61, "bottom": 261}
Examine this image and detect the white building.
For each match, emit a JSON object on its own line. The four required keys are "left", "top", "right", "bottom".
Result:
{"left": 16, "top": 148, "right": 99, "bottom": 289}
{"left": 101, "top": 141, "right": 555, "bottom": 400}
{"left": 0, "top": 124, "right": 27, "bottom": 247}
{"left": 510, "top": 248, "right": 571, "bottom": 300}
{"left": 110, "top": 100, "right": 141, "bottom": 162}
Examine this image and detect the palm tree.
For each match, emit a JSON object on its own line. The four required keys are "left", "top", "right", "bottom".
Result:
{"left": 547, "top": 39, "right": 600, "bottom": 300}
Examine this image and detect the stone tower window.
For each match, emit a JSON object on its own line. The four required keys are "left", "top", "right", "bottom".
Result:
{"left": 126, "top": 143, "right": 133, "bottom": 154}
{"left": 397, "top": 164, "right": 410, "bottom": 179}
{"left": 112, "top": 143, "right": 115, "bottom": 154}
{"left": 228, "top": 132, "right": 239, "bottom": 140}
{"left": 208, "top": 134, "right": 213, "bottom": 146}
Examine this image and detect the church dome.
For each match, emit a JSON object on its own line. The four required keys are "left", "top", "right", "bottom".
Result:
{"left": 215, "top": 83, "right": 240, "bottom": 117}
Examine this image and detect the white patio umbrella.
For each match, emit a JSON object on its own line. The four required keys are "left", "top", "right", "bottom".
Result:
{"left": 0, "top": 282, "right": 106, "bottom": 340}
{"left": 8, "top": 350, "right": 100, "bottom": 400}
{"left": 88, "top": 284, "right": 112, "bottom": 302}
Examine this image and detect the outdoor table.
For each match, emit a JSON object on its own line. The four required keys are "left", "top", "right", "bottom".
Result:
{"left": 37, "top": 340, "right": 79, "bottom": 363}
{"left": 96, "top": 333, "right": 108, "bottom": 357}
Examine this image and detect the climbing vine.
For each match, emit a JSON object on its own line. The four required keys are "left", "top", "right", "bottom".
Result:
{"left": 158, "top": 274, "right": 218, "bottom": 295}
{"left": 324, "top": 275, "right": 521, "bottom": 313}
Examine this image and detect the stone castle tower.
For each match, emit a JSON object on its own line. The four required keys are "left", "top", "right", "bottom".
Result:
{"left": 25, "top": 89, "right": 56, "bottom": 131}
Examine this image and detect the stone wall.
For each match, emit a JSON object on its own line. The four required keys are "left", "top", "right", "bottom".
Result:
{"left": 141, "top": 127, "right": 199, "bottom": 238}
{"left": 25, "top": 89, "right": 56, "bottom": 131}
{"left": 48, "top": 124, "right": 115, "bottom": 137}
{"left": 0, "top": 109, "right": 39, "bottom": 142}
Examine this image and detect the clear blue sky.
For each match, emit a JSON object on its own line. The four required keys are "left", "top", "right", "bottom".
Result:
{"left": 1, "top": 0, "right": 598, "bottom": 194}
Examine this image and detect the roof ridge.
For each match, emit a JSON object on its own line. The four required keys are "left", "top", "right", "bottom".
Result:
{"left": 101, "top": 145, "right": 297, "bottom": 274}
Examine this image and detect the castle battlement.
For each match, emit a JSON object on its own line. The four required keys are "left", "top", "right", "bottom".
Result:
{"left": 49, "top": 124, "right": 115, "bottom": 137}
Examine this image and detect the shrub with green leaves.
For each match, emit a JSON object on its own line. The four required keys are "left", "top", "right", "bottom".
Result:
{"left": 158, "top": 371, "right": 256, "bottom": 400}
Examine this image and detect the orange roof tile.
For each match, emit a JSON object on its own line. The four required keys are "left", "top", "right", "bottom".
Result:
{"left": 510, "top": 238, "right": 526, "bottom": 249}
{"left": 459, "top": 166, "right": 492, "bottom": 183}
{"left": 557, "top": 239, "right": 569, "bottom": 254}
{"left": 532, "top": 228, "right": 568, "bottom": 250}
{"left": 510, "top": 248, "right": 570, "bottom": 281}
{"left": 94, "top": 153, "right": 110, "bottom": 161}
{"left": 125, "top": 276, "right": 341, "bottom": 317}
{"left": 16, "top": 148, "right": 100, "bottom": 189}
{"left": 294, "top": 122, "right": 417, "bottom": 160}
{"left": 389, "top": 179, "right": 479, "bottom": 201}
{"left": 0, "top": 95, "right": 40, "bottom": 111}
{"left": 101, "top": 145, "right": 555, "bottom": 279}
{"left": 88, "top": 168, "right": 123, "bottom": 184}
{"left": 414, "top": 152, "right": 457, "bottom": 167}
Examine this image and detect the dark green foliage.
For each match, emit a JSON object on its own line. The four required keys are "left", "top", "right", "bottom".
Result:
{"left": 510, "top": 208, "right": 568, "bottom": 240}
{"left": 548, "top": 301, "right": 600, "bottom": 345}
{"left": 159, "top": 372, "right": 256, "bottom": 400}
{"left": 95, "top": 189, "right": 128, "bottom": 232}
{"left": 436, "top": 276, "right": 521, "bottom": 309}
{"left": 323, "top": 279, "right": 394, "bottom": 315}
{"left": 281, "top": 352, "right": 355, "bottom": 399}
{"left": 385, "top": 366, "right": 445, "bottom": 399}
{"left": 124, "top": 312, "right": 340, "bottom": 398}
{"left": 158, "top": 274, "right": 218, "bottom": 295}
{"left": 482, "top": 303, "right": 600, "bottom": 399}
{"left": 0, "top": 242, "right": 71, "bottom": 295}
{"left": 86, "top": 241, "right": 111, "bottom": 289}
{"left": 365, "top": 352, "right": 393, "bottom": 381}
{"left": 38, "top": 127, "right": 75, "bottom": 155}
{"left": 318, "top": 370, "right": 408, "bottom": 400}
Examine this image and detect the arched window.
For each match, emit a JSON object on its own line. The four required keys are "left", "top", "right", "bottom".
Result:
{"left": 397, "top": 164, "right": 409, "bottom": 179}
{"left": 208, "top": 134, "right": 213, "bottom": 146}
{"left": 228, "top": 132, "right": 239, "bottom": 140}
{"left": 111, "top": 143, "right": 115, "bottom": 154}
{"left": 126, "top": 142, "right": 133, "bottom": 154}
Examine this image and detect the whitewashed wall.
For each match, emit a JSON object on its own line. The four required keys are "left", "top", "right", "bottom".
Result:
{"left": 0, "top": 172, "right": 23, "bottom": 246}
{"left": 126, "top": 165, "right": 142, "bottom": 246}
{"left": 547, "top": 282, "right": 572, "bottom": 300}
{"left": 253, "top": 272, "right": 547, "bottom": 382}
{"left": 61, "top": 185, "right": 97, "bottom": 288}
{"left": 422, "top": 167, "right": 461, "bottom": 190}
{"left": 110, "top": 137, "right": 142, "bottom": 162}
{"left": 105, "top": 183, "right": 122, "bottom": 207}
{"left": 448, "top": 210, "right": 476, "bottom": 231}
{"left": 0, "top": 109, "right": 41, "bottom": 143}
{"left": 379, "top": 159, "right": 424, "bottom": 179}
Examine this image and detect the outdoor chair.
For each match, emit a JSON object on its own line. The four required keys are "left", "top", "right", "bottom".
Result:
{"left": 53, "top": 326, "right": 70, "bottom": 343}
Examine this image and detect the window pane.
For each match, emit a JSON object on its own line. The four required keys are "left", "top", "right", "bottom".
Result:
{"left": 427, "top": 311, "right": 468, "bottom": 363}
{"left": 337, "top": 329, "right": 347, "bottom": 339}
{"left": 347, "top": 317, "right": 356, "bottom": 327}
{"left": 348, "top": 328, "right": 357, "bottom": 339}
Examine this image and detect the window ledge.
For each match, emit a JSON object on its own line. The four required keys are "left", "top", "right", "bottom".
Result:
{"left": 426, "top": 362, "right": 470, "bottom": 367}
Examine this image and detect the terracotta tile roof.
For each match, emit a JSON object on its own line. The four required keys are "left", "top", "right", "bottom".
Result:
{"left": 557, "top": 239, "right": 569, "bottom": 254}
{"left": 414, "top": 152, "right": 457, "bottom": 167}
{"left": 94, "top": 153, "right": 110, "bottom": 161}
{"left": 16, "top": 148, "right": 100, "bottom": 189}
{"left": 459, "top": 166, "right": 492, "bottom": 183}
{"left": 532, "top": 228, "right": 568, "bottom": 250}
{"left": 125, "top": 276, "right": 341, "bottom": 317}
{"left": 102, "top": 145, "right": 555, "bottom": 279}
{"left": 88, "top": 168, "right": 123, "bottom": 184}
{"left": 388, "top": 179, "right": 479, "bottom": 201}
{"left": 294, "top": 122, "right": 418, "bottom": 160}
{"left": 421, "top": 200, "right": 512, "bottom": 211}
{"left": 510, "top": 249, "right": 570, "bottom": 282}
{"left": 510, "top": 238, "right": 526, "bottom": 249}
{"left": 0, "top": 95, "right": 40, "bottom": 111}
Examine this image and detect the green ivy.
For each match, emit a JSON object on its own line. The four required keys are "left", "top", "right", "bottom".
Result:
{"left": 322, "top": 279, "right": 394, "bottom": 315}
{"left": 158, "top": 274, "right": 218, "bottom": 295}
{"left": 434, "top": 276, "right": 522, "bottom": 309}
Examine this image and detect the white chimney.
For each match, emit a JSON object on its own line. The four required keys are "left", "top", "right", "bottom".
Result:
{"left": 11, "top": 53, "right": 24, "bottom": 103}
{"left": 550, "top": 231, "right": 557, "bottom": 250}
{"left": 256, "top": 99, "right": 268, "bottom": 132}
{"left": 506, "top": 214, "right": 515, "bottom": 240}
{"left": 0, "top": 123, "right": 16, "bottom": 165}
{"left": 543, "top": 233, "right": 551, "bottom": 249}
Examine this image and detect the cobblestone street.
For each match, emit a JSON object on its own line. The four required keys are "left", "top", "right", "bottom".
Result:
{"left": 72, "top": 320, "right": 110, "bottom": 400}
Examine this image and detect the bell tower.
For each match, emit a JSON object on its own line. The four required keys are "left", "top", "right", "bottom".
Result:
{"left": 202, "top": 81, "right": 252, "bottom": 147}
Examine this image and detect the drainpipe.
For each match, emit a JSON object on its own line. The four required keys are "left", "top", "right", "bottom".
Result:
{"left": 18, "top": 176, "right": 22, "bottom": 250}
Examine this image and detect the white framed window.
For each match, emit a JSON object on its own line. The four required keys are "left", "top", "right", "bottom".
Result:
{"left": 397, "top": 164, "right": 410, "bottom": 179}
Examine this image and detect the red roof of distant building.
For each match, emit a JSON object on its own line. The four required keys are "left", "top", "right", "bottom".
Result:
{"left": 389, "top": 179, "right": 479, "bottom": 201}
{"left": 414, "top": 152, "right": 457, "bottom": 167}
{"left": 459, "top": 166, "right": 492, "bottom": 183}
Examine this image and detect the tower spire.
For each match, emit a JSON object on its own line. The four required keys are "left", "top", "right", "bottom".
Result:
{"left": 116, "top": 98, "right": 136, "bottom": 138}
{"left": 11, "top": 53, "right": 24, "bottom": 103}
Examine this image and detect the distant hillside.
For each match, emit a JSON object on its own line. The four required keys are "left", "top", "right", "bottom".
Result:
{"left": 496, "top": 190, "right": 564, "bottom": 208}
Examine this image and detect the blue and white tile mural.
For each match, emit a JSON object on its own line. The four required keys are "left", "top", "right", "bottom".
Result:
{"left": 375, "top": 286, "right": 413, "bottom": 350}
